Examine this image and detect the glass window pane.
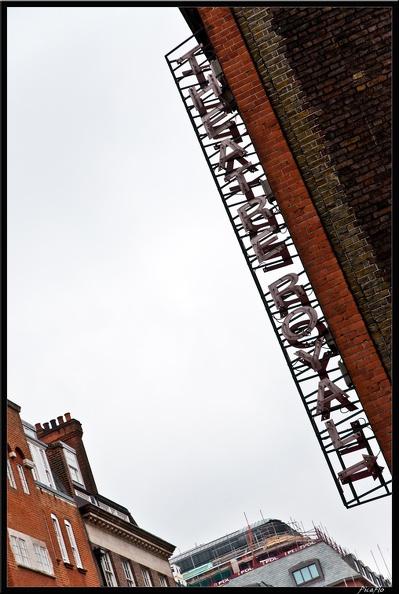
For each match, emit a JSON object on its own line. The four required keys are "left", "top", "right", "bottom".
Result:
{"left": 34, "top": 544, "right": 52, "bottom": 573}
{"left": 17, "top": 464, "right": 30, "bottom": 494}
{"left": 122, "top": 560, "right": 136, "bottom": 586}
{"left": 64, "top": 449, "right": 85, "bottom": 486}
{"left": 28, "top": 442, "right": 54, "bottom": 488}
{"left": 65, "top": 520, "right": 83, "bottom": 568}
{"left": 10, "top": 536, "right": 23, "bottom": 563}
{"left": 141, "top": 566, "right": 153, "bottom": 587}
{"left": 18, "top": 538, "right": 31, "bottom": 566}
{"left": 51, "top": 515, "right": 69, "bottom": 562}
{"left": 293, "top": 569, "right": 304, "bottom": 584}
{"left": 309, "top": 563, "right": 319, "bottom": 578}
{"left": 293, "top": 563, "right": 320, "bottom": 585}
{"left": 101, "top": 553, "right": 117, "bottom": 586}
{"left": 160, "top": 575, "right": 168, "bottom": 587}
{"left": 301, "top": 566, "right": 311, "bottom": 581}
{"left": 7, "top": 460, "right": 17, "bottom": 488}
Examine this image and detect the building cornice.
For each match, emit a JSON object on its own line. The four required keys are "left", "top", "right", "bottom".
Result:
{"left": 80, "top": 504, "right": 175, "bottom": 560}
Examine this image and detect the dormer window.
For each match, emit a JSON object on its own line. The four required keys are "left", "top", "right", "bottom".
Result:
{"left": 63, "top": 445, "right": 85, "bottom": 487}
{"left": 22, "top": 420, "right": 55, "bottom": 490}
{"left": 290, "top": 558, "right": 323, "bottom": 586}
{"left": 27, "top": 441, "right": 55, "bottom": 489}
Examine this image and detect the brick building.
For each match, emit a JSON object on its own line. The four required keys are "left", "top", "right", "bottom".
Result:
{"left": 166, "top": 5, "right": 392, "bottom": 508}
{"left": 6, "top": 400, "right": 177, "bottom": 587}
{"left": 35, "top": 410, "right": 177, "bottom": 588}
{"left": 6, "top": 400, "right": 101, "bottom": 587}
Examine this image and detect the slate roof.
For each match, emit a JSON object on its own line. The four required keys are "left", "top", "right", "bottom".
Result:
{"left": 223, "top": 541, "right": 362, "bottom": 588}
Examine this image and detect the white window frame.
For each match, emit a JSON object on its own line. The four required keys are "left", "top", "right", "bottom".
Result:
{"left": 141, "top": 566, "right": 153, "bottom": 587}
{"left": 159, "top": 574, "right": 169, "bottom": 587}
{"left": 22, "top": 422, "right": 37, "bottom": 438}
{"left": 122, "top": 559, "right": 136, "bottom": 587}
{"left": 27, "top": 440, "right": 55, "bottom": 489}
{"left": 101, "top": 552, "right": 117, "bottom": 586}
{"left": 7, "top": 459, "right": 17, "bottom": 489}
{"left": 10, "top": 535, "right": 31, "bottom": 566}
{"left": 33, "top": 543, "right": 52, "bottom": 573}
{"left": 51, "top": 514, "right": 70, "bottom": 563}
{"left": 64, "top": 520, "right": 83, "bottom": 568}
{"left": 17, "top": 463, "right": 30, "bottom": 494}
{"left": 8, "top": 529, "right": 54, "bottom": 575}
{"left": 63, "top": 445, "right": 85, "bottom": 487}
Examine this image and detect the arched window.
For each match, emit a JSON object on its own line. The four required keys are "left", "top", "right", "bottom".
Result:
{"left": 16, "top": 464, "right": 30, "bottom": 494}
{"left": 7, "top": 459, "right": 17, "bottom": 489}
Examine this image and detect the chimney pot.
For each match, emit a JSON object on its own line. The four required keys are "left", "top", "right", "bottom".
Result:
{"left": 57, "top": 416, "right": 64, "bottom": 425}
{"left": 43, "top": 422, "right": 50, "bottom": 430}
{"left": 35, "top": 423, "right": 42, "bottom": 432}
{"left": 50, "top": 419, "right": 57, "bottom": 428}
{"left": 64, "top": 412, "right": 71, "bottom": 421}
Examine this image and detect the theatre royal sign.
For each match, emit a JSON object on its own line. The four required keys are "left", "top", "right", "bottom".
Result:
{"left": 166, "top": 37, "right": 391, "bottom": 507}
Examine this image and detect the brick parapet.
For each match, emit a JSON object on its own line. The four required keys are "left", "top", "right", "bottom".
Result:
{"left": 197, "top": 6, "right": 391, "bottom": 469}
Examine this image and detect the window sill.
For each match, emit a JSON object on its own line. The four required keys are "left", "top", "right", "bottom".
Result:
{"left": 62, "top": 562, "right": 86, "bottom": 574}
{"left": 16, "top": 563, "right": 56, "bottom": 578}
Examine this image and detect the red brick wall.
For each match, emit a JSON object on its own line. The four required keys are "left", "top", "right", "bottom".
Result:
{"left": 232, "top": 5, "right": 391, "bottom": 378}
{"left": 197, "top": 7, "right": 391, "bottom": 470}
{"left": 45, "top": 443, "right": 75, "bottom": 498}
{"left": 7, "top": 402, "right": 101, "bottom": 587}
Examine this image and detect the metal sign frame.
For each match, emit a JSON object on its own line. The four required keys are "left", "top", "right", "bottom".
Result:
{"left": 165, "top": 35, "right": 391, "bottom": 507}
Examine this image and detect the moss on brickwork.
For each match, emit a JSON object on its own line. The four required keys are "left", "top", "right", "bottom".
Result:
{"left": 233, "top": 6, "right": 391, "bottom": 377}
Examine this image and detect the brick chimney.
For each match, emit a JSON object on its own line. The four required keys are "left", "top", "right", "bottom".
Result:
{"left": 36, "top": 413, "right": 98, "bottom": 494}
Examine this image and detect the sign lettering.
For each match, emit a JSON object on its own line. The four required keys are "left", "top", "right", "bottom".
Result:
{"left": 166, "top": 38, "right": 391, "bottom": 507}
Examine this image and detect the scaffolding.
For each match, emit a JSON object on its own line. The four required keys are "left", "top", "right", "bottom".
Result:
{"left": 173, "top": 517, "right": 368, "bottom": 588}
{"left": 171, "top": 518, "right": 313, "bottom": 576}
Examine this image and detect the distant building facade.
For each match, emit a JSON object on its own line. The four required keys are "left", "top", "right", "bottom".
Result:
{"left": 223, "top": 541, "right": 390, "bottom": 588}
{"left": 170, "top": 563, "right": 188, "bottom": 587}
{"left": 7, "top": 400, "right": 177, "bottom": 587}
{"left": 169, "top": 518, "right": 391, "bottom": 588}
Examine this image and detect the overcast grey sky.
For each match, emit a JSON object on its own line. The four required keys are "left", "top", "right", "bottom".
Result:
{"left": 7, "top": 5, "right": 392, "bottom": 580}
